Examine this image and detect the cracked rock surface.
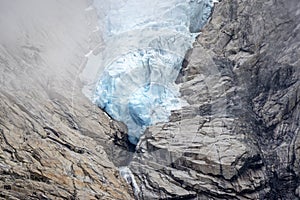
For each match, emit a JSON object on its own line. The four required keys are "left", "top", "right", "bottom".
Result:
{"left": 129, "top": 0, "right": 300, "bottom": 199}
{"left": 0, "top": 0, "right": 133, "bottom": 199}
{"left": 1, "top": 0, "right": 300, "bottom": 200}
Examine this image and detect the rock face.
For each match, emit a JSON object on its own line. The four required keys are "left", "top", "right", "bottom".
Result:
{"left": 128, "top": 0, "right": 300, "bottom": 199}
{"left": 1, "top": 0, "right": 300, "bottom": 200}
{"left": 0, "top": 0, "right": 133, "bottom": 199}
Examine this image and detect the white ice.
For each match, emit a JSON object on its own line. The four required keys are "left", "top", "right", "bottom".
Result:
{"left": 91, "top": 0, "right": 214, "bottom": 144}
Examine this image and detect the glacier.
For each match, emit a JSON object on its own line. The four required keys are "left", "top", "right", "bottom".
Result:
{"left": 91, "top": 0, "right": 215, "bottom": 144}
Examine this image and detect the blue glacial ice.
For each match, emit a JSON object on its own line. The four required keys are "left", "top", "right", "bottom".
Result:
{"left": 92, "top": 0, "right": 215, "bottom": 144}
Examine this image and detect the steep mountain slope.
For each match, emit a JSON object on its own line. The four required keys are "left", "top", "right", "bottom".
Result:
{"left": 0, "top": 1, "right": 133, "bottom": 199}
{"left": 0, "top": 0, "right": 299, "bottom": 199}
{"left": 129, "top": 0, "right": 300, "bottom": 199}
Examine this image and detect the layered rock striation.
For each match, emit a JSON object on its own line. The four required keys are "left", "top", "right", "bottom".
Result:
{"left": 0, "top": 1, "right": 133, "bottom": 199}
{"left": 0, "top": 0, "right": 299, "bottom": 199}
{"left": 128, "top": 0, "right": 300, "bottom": 199}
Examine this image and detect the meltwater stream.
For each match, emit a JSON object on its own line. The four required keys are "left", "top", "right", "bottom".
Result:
{"left": 91, "top": 0, "right": 215, "bottom": 144}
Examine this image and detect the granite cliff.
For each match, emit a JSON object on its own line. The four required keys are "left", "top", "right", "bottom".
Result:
{"left": 0, "top": 0, "right": 299, "bottom": 200}
{"left": 0, "top": 1, "right": 133, "bottom": 199}
{"left": 128, "top": 0, "right": 300, "bottom": 199}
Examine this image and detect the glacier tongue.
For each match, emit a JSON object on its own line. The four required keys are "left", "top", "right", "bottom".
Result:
{"left": 92, "top": 0, "right": 214, "bottom": 144}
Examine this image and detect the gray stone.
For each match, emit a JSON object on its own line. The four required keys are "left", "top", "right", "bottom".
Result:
{"left": 127, "top": 0, "right": 300, "bottom": 199}
{"left": 1, "top": 0, "right": 300, "bottom": 199}
{"left": 0, "top": 0, "right": 133, "bottom": 199}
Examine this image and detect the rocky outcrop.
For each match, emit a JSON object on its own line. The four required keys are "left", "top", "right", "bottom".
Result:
{"left": 0, "top": 1, "right": 133, "bottom": 199}
{"left": 1, "top": 0, "right": 299, "bottom": 199}
{"left": 129, "top": 0, "right": 300, "bottom": 199}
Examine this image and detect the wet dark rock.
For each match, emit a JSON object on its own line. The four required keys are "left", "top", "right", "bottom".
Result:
{"left": 129, "top": 0, "right": 300, "bottom": 199}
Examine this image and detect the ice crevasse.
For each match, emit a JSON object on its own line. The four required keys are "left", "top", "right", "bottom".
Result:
{"left": 92, "top": 0, "right": 215, "bottom": 144}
